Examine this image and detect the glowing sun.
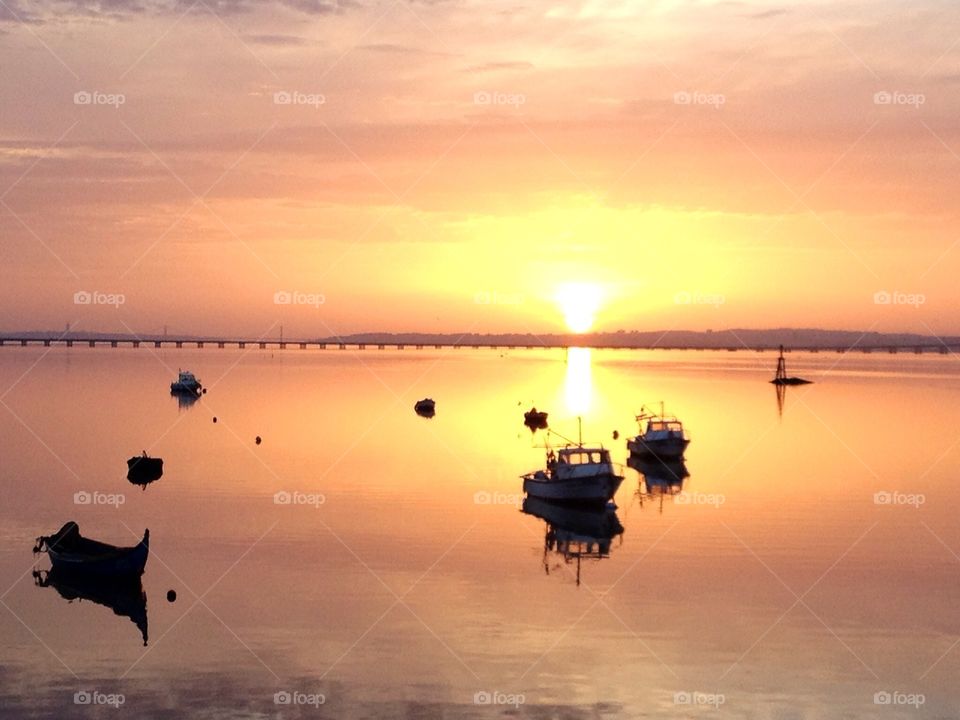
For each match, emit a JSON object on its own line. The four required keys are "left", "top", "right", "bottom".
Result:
{"left": 556, "top": 283, "right": 603, "bottom": 333}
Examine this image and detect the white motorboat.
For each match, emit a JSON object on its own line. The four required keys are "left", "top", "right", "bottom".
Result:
{"left": 627, "top": 403, "right": 690, "bottom": 460}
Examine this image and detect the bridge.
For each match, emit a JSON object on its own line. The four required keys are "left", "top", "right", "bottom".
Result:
{"left": 0, "top": 337, "right": 954, "bottom": 354}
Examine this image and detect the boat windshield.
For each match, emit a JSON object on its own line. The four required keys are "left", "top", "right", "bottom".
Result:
{"left": 649, "top": 420, "right": 683, "bottom": 433}
{"left": 560, "top": 449, "right": 610, "bottom": 465}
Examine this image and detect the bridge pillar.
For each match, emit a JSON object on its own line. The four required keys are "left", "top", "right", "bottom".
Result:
{"left": 259, "top": 342, "right": 266, "bottom": 349}
{"left": 218, "top": 342, "right": 225, "bottom": 348}
{"left": 21, "top": 340, "right": 28, "bottom": 346}
{"left": 43, "top": 339, "right": 50, "bottom": 347}
{"left": 238, "top": 342, "right": 245, "bottom": 349}
{"left": 318, "top": 343, "right": 326, "bottom": 349}
{"left": 154, "top": 341, "right": 162, "bottom": 348}
{"left": 299, "top": 342, "right": 307, "bottom": 349}
{"left": 175, "top": 341, "right": 183, "bottom": 348}
{"left": 279, "top": 342, "right": 286, "bottom": 349}
{"left": 416, "top": 344, "right": 423, "bottom": 349}
{"left": 88, "top": 340, "right": 95, "bottom": 347}
{"left": 378, "top": 344, "right": 385, "bottom": 350}
{"left": 110, "top": 341, "right": 118, "bottom": 347}
{"left": 338, "top": 343, "right": 346, "bottom": 350}
{"left": 66, "top": 340, "right": 72, "bottom": 347}
{"left": 398, "top": 344, "right": 405, "bottom": 350}
{"left": 132, "top": 341, "right": 140, "bottom": 348}
{"left": 197, "top": 341, "right": 204, "bottom": 348}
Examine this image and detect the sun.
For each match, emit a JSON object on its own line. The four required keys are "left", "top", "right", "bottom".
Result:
{"left": 555, "top": 282, "right": 603, "bottom": 333}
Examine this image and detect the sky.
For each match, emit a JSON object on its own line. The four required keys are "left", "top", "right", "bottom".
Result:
{"left": 1, "top": 0, "right": 959, "bottom": 339}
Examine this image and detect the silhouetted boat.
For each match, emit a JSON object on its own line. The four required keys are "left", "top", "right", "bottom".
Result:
{"left": 523, "top": 407, "right": 549, "bottom": 430}
{"left": 770, "top": 345, "right": 812, "bottom": 385}
{"left": 522, "top": 423, "right": 623, "bottom": 505}
{"left": 414, "top": 398, "right": 436, "bottom": 417}
{"left": 33, "top": 567, "right": 148, "bottom": 646}
{"left": 126, "top": 452, "right": 163, "bottom": 487}
{"left": 627, "top": 403, "right": 690, "bottom": 460}
{"left": 34, "top": 522, "right": 149, "bottom": 576}
{"left": 170, "top": 369, "right": 202, "bottom": 397}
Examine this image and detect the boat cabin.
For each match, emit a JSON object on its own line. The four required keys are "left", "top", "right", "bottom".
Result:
{"left": 645, "top": 419, "right": 685, "bottom": 436}
{"left": 556, "top": 447, "right": 612, "bottom": 466}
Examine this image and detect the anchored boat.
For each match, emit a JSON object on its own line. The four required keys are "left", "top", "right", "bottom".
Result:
{"left": 627, "top": 403, "right": 690, "bottom": 460}
{"left": 523, "top": 407, "right": 549, "bottom": 431}
{"left": 414, "top": 398, "right": 436, "bottom": 417}
{"left": 126, "top": 452, "right": 163, "bottom": 487}
{"left": 170, "top": 369, "right": 203, "bottom": 397}
{"left": 522, "top": 420, "right": 623, "bottom": 505}
{"left": 34, "top": 522, "right": 149, "bottom": 576}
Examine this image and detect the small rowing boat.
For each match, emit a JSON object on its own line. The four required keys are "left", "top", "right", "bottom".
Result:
{"left": 34, "top": 522, "right": 149, "bottom": 576}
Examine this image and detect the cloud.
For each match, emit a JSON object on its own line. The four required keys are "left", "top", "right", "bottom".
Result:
{"left": 463, "top": 61, "right": 534, "bottom": 74}
{"left": 242, "top": 33, "right": 311, "bottom": 46}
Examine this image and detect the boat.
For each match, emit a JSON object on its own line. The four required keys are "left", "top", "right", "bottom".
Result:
{"left": 170, "top": 369, "right": 202, "bottom": 397}
{"left": 34, "top": 522, "right": 149, "bottom": 576}
{"left": 522, "top": 421, "right": 623, "bottom": 504}
{"left": 126, "top": 452, "right": 163, "bottom": 487}
{"left": 33, "top": 567, "right": 148, "bottom": 646}
{"left": 523, "top": 407, "right": 549, "bottom": 430}
{"left": 414, "top": 398, "right": 436, "bottom": 417}
{"left": 627, "top": 403, "right": 690, "bottom": 460}
{"left": 770, "top": 345, "right": 812, "bottom": 385}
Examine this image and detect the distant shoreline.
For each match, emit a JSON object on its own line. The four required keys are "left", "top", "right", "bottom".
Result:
{"left": 1, "top": 328, "right": 957, "bottom": 351}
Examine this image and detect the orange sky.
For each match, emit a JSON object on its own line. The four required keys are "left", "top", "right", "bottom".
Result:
{"left": 1, "top": 0, "right": 959, "bottom": 338}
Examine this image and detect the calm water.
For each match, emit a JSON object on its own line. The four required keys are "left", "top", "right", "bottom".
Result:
{"left": 2, "top": 347, "right": 960, "bottom": 718}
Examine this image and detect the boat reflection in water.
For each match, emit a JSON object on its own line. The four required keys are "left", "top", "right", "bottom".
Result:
{"left": 175, "top": 391, "right": 199, "bottom": 410}
{"left": 33, "top": 567, "right": 148, "bottom": 646}
{"left": 522, "top": 496, "right": 624, "bottom": 586}
{"left": 628, "top": 455, "right": 690, "bottom": 513}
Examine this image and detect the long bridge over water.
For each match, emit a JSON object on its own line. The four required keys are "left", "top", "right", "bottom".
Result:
{"left": 0, "top": 336, "right": 954, "bottom": 354}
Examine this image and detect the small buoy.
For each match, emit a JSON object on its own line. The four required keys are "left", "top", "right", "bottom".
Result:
{"left": 202, "top": 388, "right": 207, "bottom": 394}
{"left": 212, "top": 417, "right": 217, "bottom": 423}
{"left": 255, "top": 436, "right": 262, "bottom": 445}
{"left": 166, "top": 590, "right": 177, "bottom": 602}
{"left": 612, "top": 430, "right": 619, "bottom": 440}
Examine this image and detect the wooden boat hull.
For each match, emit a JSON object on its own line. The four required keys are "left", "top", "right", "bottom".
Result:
{"left": 522, "top": 472, "right": 623, "bottom": 505}
{"left": 39, "top": 525, "right": 149, "bottom": 576}
{"left": 627, "top": 436, "right": 689, "bottom": 460}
